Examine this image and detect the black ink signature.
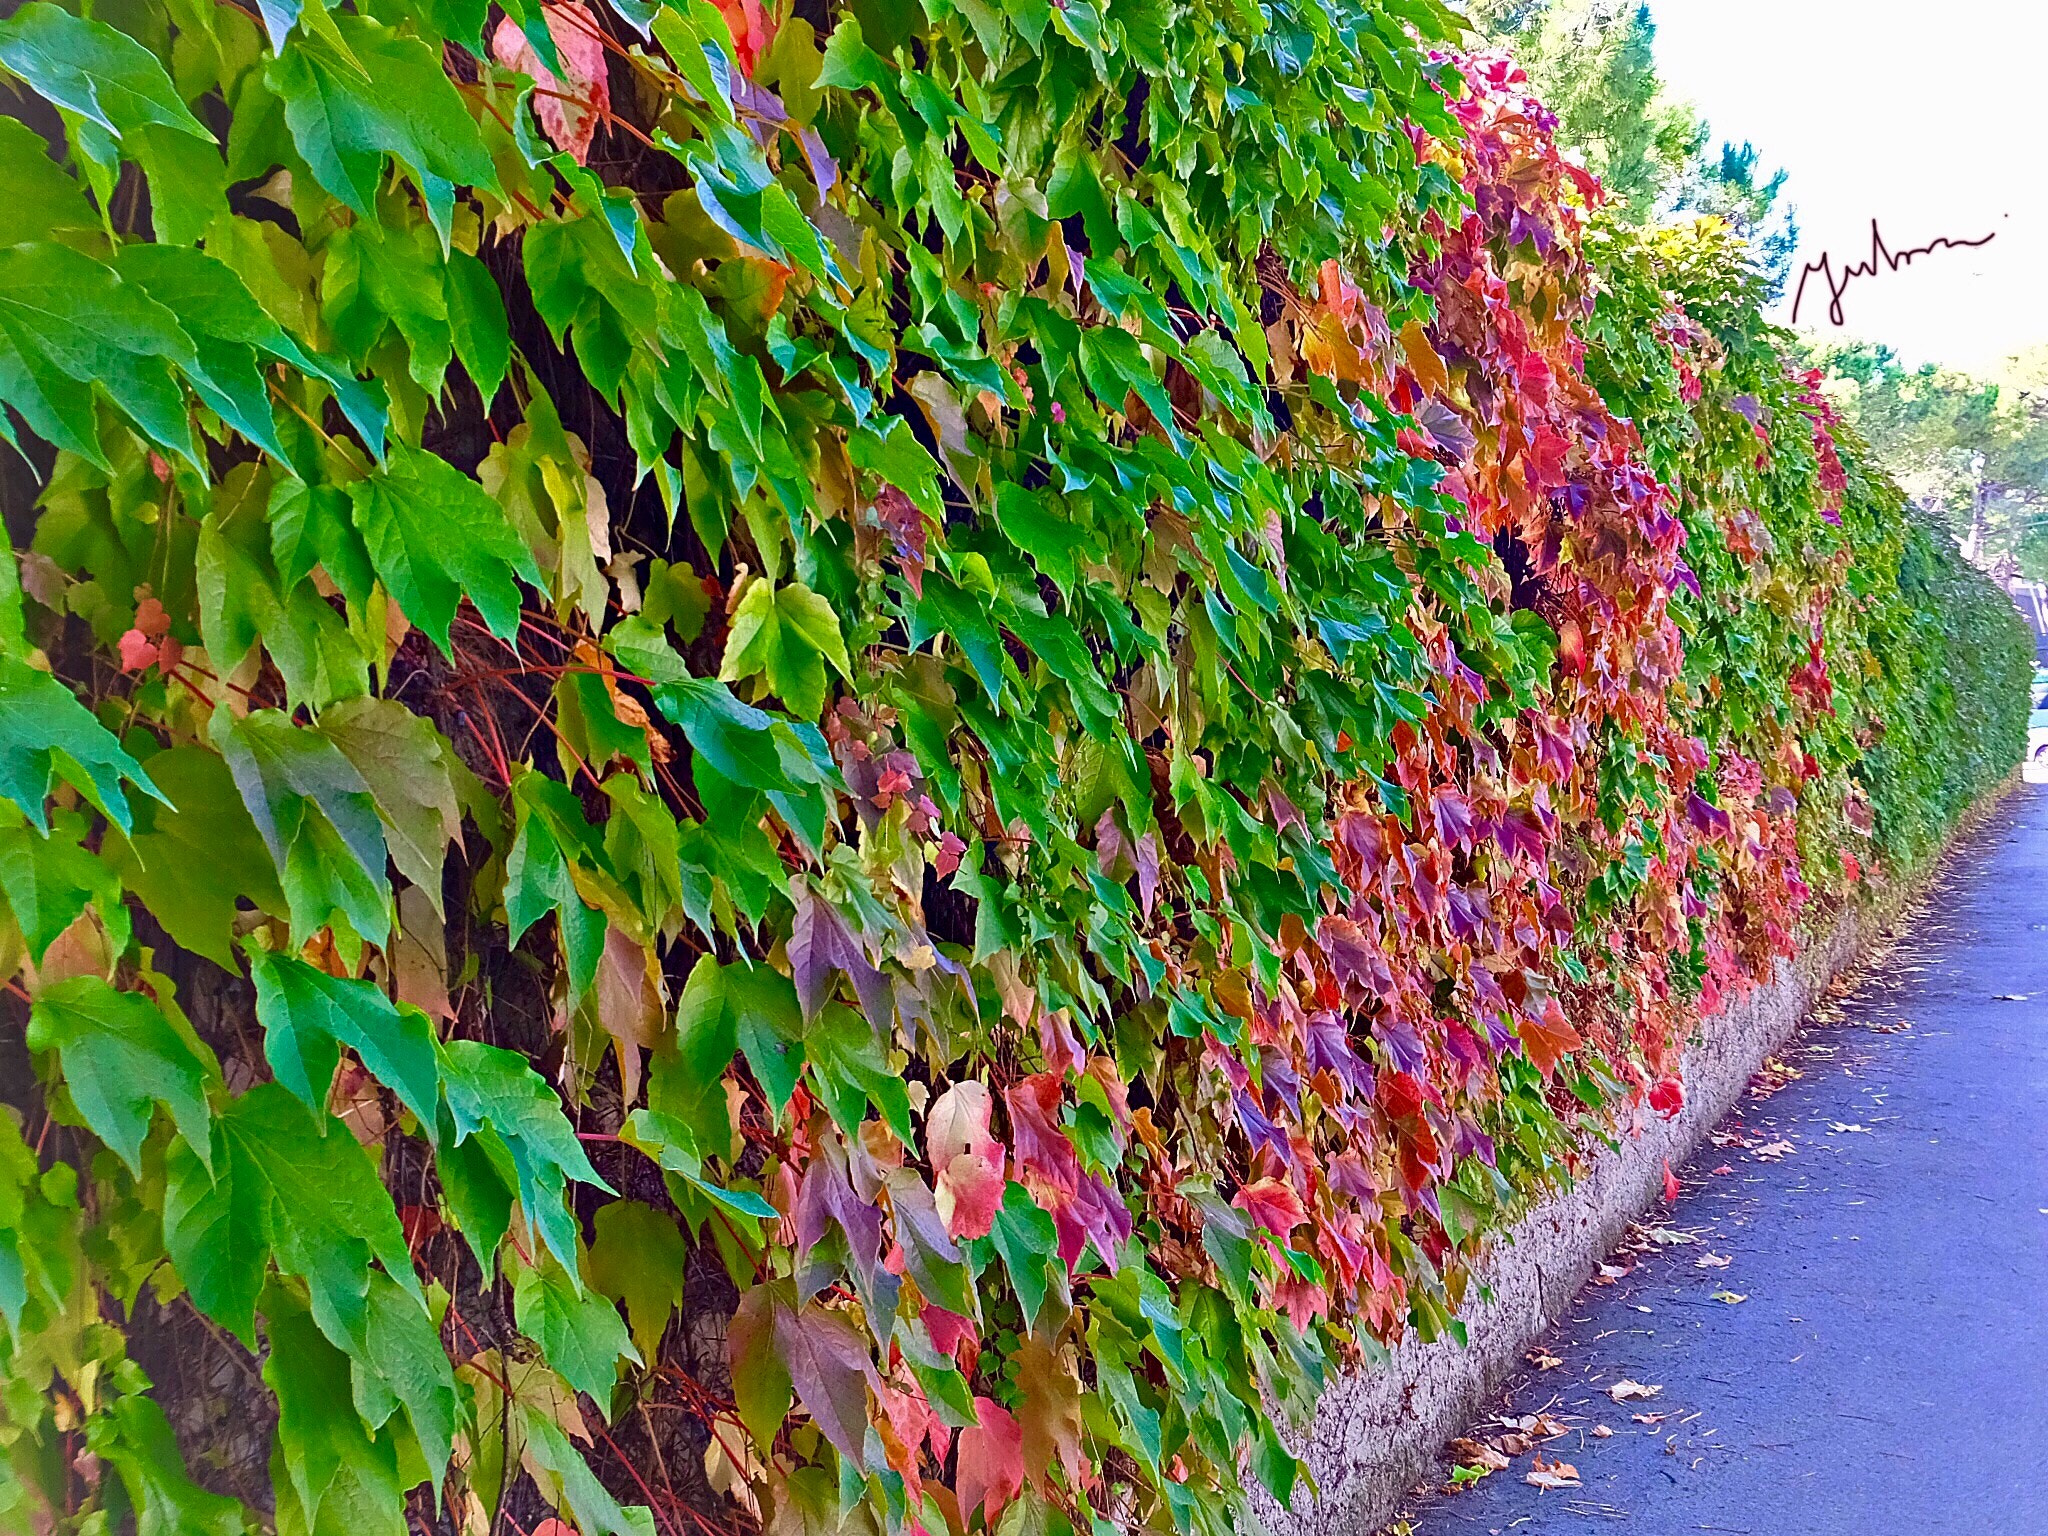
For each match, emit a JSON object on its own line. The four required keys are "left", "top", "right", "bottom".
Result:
{"left": 1790, "top": 218, "right": 1998, "bottom": 327}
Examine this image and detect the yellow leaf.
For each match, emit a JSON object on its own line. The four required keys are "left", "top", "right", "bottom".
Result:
{"left": 1398, "top": 319, "right": 1450, "bottom": 397}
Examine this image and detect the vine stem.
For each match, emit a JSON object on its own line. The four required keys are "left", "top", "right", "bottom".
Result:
{"left": 593, "top": 1420, "right": 686, "bottom": 1536}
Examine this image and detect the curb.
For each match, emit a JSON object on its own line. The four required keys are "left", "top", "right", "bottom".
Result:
{"left": 1260, "top": 772, "right": 2022, "bottom": 1536}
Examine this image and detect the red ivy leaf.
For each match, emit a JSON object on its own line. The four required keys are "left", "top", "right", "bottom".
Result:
{"left": 492, "top": 3, "right": 610, "bottom": 166}
{"left": 1233, "top": 1177, "right": 1306, "bottom": 1238}
{"left": 1005, "top": 1074, "right": 1079, "bottom": 1195}
{"left": 873, "top": 486, "right": 928, "bottom": 596}
{"left": 956, "top": 1396, "right": 1024, "bottom": 1526}
{"left": 1649, "top": 1076, "right": 1684, "bottom": 1120}
{"left": 117, "top": 628, "right": 158, "bottom": 672}
{"left": 770, "top": 1300, "right": 877, "bottom": 1463}
{"left": 1377, "top": 1068, "right": 1425, "bottom": 1123}
{"left": 1516, "top": 997, "right": 1583, "bottom": 1078}
{"left": 928, "top": 1081, "right": 1007, "bottom": 1240}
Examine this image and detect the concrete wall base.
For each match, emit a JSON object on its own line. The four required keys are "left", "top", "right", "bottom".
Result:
{"left": 1260, "top": 775, "right": 2019, "bottom": 1536}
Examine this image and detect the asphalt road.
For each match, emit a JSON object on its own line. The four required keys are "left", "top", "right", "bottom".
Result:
{"left": 1404, "top": 787, "right": 2048, "bottom": 1535}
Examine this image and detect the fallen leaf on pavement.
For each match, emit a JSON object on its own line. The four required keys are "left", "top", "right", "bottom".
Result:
{"left": 1494, "top": 1412, "right": 1570, "bottom": 1447}
{"left": 1711, "top": 1163, "right": 1735, "bottom": 1175}
{"left": 1591, "top": 1424, "right": 1614, "bottom": 1438}
{"left": 1592, "top": 1263, "right": 1628, "bottom": 1285}
{"left": 1449, "top": 1438, "right": 1510, "bottom": 1471}
{"left": 1526, "top": 1349, "right": 1563, "bottom": 1370}
{"left": 1711, "top": 1290, "right": 1748, "bottom": 1304}
{"left": 1752, "top": 1140, "right": 1795, "bottom": 1160}
{"left": 1523, "top": 1455, "right": 1581, "bottom": 1490}
{"left": 1606, "top": 1379, "right": 1662, "bottom": 1403}
{"left": 1749, "top": 1058, "right": 1804, "bottom": 1097}
{"left": 1827, "top": 1122, "right": 1870, "bottom": 1134}
{"left": 1695, "top": 1252, "right": 1732, "bottom": 1268}
{"left": 1663, "top": 1160, "right": 1682, "bottom": 1201}
{"left": 1631, "top": 1412, "right": 1667, "bottom": 1424}
{"left": 1640, "top": 1225, "right": 1697, "bottom": 1246}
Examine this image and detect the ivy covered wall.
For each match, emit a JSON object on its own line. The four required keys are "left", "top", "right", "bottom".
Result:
{"left": 0, "top": 8, "right": 2025, "bottom": 1536}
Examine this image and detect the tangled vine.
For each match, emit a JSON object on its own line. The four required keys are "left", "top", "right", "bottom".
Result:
{"left": 0, "top": 9, "right": 2025, "bottom": 1536}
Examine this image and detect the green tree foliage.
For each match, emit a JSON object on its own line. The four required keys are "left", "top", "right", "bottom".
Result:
{"left": 1814, "top": 342, "right": 2048, "bottom": 579}
{"left": 1467, "top": 0, "right": 1797, "bottom": 290}
{"left": 1466, "top": 0, "right": 1697, "bottom": 213}
{"left": 1670, "top": 141, "right": 1796, "bottom": 292}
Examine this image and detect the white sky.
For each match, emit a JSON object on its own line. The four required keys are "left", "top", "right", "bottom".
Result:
{"left": 1641, "top": 0, "right": 2048, "bottom": 375}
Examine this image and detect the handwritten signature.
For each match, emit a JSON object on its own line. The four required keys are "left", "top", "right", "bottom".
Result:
{"left": 1790, "top": 218, "right": 1998, "bottom": 327}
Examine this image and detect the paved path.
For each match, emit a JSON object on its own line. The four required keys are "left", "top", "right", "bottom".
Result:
{"left": 1405, "top": 787, "right": 2048, "bottom": 1535}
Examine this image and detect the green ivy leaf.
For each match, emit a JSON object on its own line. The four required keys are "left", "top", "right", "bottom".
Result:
{"left": 0, "top": 115, "right": 99, "bottom": 246}
{"left": 620, "top": 1108, "right": 780, "bottom": 1223}
{"left": 587, "top": 1200, "right": 688, "bottom": 1365}
{"left": 0, "top": 809, "right": 126, "bottom": 965}
{"left": 429, "top": 1126, "right": 515, "bottom": 1278}
{"left": 162, "top": 1127, "right": 267, "bottom": 1346}
{"left": 520, "top": 1410, "right": 658, "bottom": 1536}
{"left": 505, "top": 771, "right": 609, "bottom": 1000}
{"left": 211, "top": 1086, "right": 421, "bottom": 1347}
{"left": 128, "top": 121, "right": 230, "bottom": 247}
{"left": 198, "top": 492, "right": 373, "bottom": 713}
{"left": 346, "top": 445, "right": 543, "bottom": 654}
{"left": 271, "top": 478, "right": 377, "bottom": 608}
{"left": 105, "top": 745, "right": 285, "bottom": 970}
{"left": 26, "top": 976, "right": 212, "bottom": 1177}
{"left": 438, "top": 1038, "right": 611, "bottom": 1278}
{"left": 718, "top": 577, "right": 850, "bottom": 719}
{"left": 650, "top": 4, "right": 736, "bottom": 123}
{"left": 0, "top": 241, "right": 203, "bottom": 470}
{"left": 247, "top": 944, "right": 441, "bottom": 1137}
{"left": 513, "top": 1253, "right": 640, "bottom": 1407}
{"left": 88, "top": 1394, "right": 249, "bottom": 1536}
{"left": 989, "top": 1181, "right": 1061, "bottom": 1333}
{"left": 847, "top": 415, "right": 944, "bottom": 523}
{"left": 662, "top": 952, "right": 738, "bottom": 1133}
{"left": 112, "top": 244, "right": 327, "bottom": 456}
{"left": 211, "top": 707, "right": 392, "bottom": 946}
{"left": 321, "top": 219, "right": 453, "bottom": 393}
{"left": 555, "top": 669, "right": 655, "bottom": 781}
{"left": 0, "top": 4, "right": 215, "bottom": 146}
{"left": 352, "top": 1270, "right": 457, "bottom": 1492}
{"left": 728, "top": 958, "right": 806, "bottom": 1116}
{"left": 317, "top": 697, "right": 463, "bottom": 913}
{"left": 262, "top": 1282, "right": 406, "bottom": 1536}
{"left": 994, "top": 482, "right": 1082, "bottom": 596}
{"left": 653, "top": 674, "right": 796, "bottom": 794}
{"left": 266, "top": 13, "right": 498, "bottom": 221}
{"left": 446, "top": 248, "right": 511, "bottom": 404}
{"left": 0, "top": 656, "right": 163, "bottom": 835}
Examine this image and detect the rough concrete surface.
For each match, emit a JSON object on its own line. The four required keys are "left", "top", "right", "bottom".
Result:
{"left": 1259, "top": 777, "right": 2018, "bottom": 1536}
